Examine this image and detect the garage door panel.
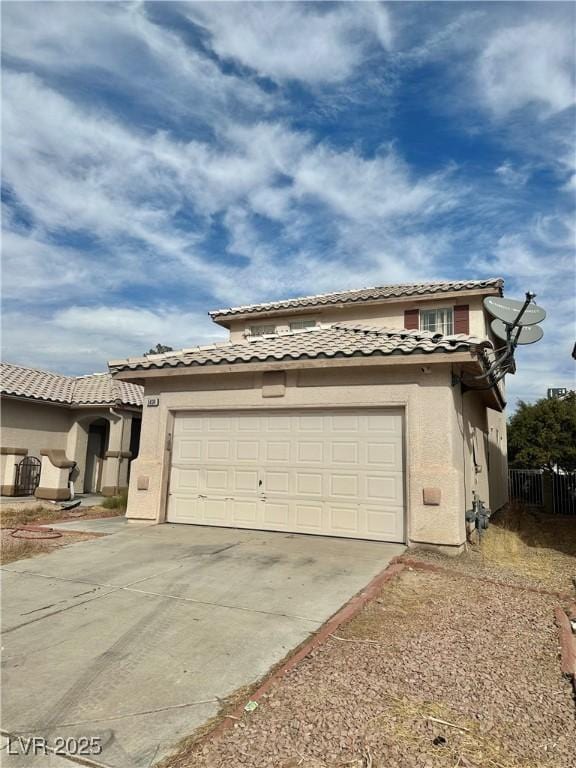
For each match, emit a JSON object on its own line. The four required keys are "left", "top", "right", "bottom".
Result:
{"left": 295, "top": 504, "right": 323, "bottom": 530}
{"left": 265, "top": 471, "right": 290, "bottom": 493}
{"left": 366, "top": 413, "right": 401, "bottom": 433}
{"left": 298, "top": 415, "right": 324, "bottom": 431}
{"left": 296, "top": 473, "right": 323, "bottom": 496}
{"left": 208, "top": 416, "right": 232, "bottom": 431}
{"left": 204, "top": 499, "right": 227, "bottom": 522}
{"left": 330, "top": 414, "right": 359, "bottom": 432}
{"left": 297, "top": 441, "right": 324, "bottom": 463}
{"left": 366, "top": 474, "right": 403, "bottom": 502}
{"left": 238, "top": 416, "right": 261, "bottom": 431}
{"left": 365, "top": 441, "right": 401, "bottom": 468}
{"left": 330, "top": 474, "right": 359, "bottom": 498}
{"left": 178, "top": 440, "right": 202, "bottom": 461}
{"left": 205, "top": 469, "right": 229, "bottom": 491}
{"left": 331, "top": 442, "right": 359, "bottom": 464}
{"left": 232, "top": 501, "right": 259, "bottom": 523}
{"left": 265, "top": 441, "right": 291, "bottom": 462}
{"left": 206, "top": 441, "right": 230, "bottom": 460}
{"left": 173, "top": 468, "right": 200, "bottom": 493}
{"left": 167, "top": 409, "right": 404, "bottom": 542}
{"left": 329, "top": 505, "right": 359, "bottom": 533}
{"left": 266, "top": 416, "right": 291, "bottom": 431}
{"left": 169, "top": 497, "right": 203, "bottom": 522}
{"left": 366, "top": 507, "right": 403, "bottom": 537}
{"left": 233, "top": 470, "right": 259, "bottom": 492}
{"left": 236, "top": 440, "right": 260, "bottom": 461}
{"left": 263, "top": 503, "right": 289, "bottom": 526}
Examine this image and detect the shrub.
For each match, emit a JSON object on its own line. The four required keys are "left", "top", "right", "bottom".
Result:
{"left": 101, "top": 489, "right": 128, "bottom": 512}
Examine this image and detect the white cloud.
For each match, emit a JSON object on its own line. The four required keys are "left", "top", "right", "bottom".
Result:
{"left": 185, "top": 2, "right": 391, "bottom": 83}
{"left": 1, "top": 1, "right": 270, "bottom": 120}
{"left": 494, "top": 161, "right": 530, "bottom": 189}
{"left": 1, "top": 306, "right": 226, "bottom": 376}
{"left": 477, "top": 21, "right": 576, "bottom": 117}
{"left": 3, "top": 68, "right": 459, "bottom": 315}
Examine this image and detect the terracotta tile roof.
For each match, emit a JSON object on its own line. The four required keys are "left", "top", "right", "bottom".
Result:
{"left": 109, "top": 322, "right": 491, "bottom": 373}
{"left": 0, "top": 362, "right": 143, "bottom": 407}
{"left": 209, "top": 278, "right": 504, "bottom": 320}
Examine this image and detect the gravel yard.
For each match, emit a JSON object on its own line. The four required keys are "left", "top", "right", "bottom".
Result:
{"left": 164, "top": 524, "right": 575, "bottom": 768}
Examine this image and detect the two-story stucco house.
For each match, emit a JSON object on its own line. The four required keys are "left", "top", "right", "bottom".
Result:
{"left": 109, "top": 278, "right": 509, "bottom": 553}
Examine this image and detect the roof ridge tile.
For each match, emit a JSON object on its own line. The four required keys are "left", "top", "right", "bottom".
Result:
{"left": 209, "top": 277, "right": 504, "bottom": 319}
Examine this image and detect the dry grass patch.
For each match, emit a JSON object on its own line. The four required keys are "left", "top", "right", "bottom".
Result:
{"left": 480, "top": 503, "right": 576, "bottom": 590}
{"left": 0, "top": 532, "right": 53, "bottom": 563}
{"left": 0, "top": 527, "right": 98, "bottom": 564}
{"left": 0, "top": 502, "right": 123, "bottom": 530}
{"left": 364, "top": 694, "right": 534, "bottom": 768}
{"left": 413, "top": 503, "right": 576, "bottom": 594}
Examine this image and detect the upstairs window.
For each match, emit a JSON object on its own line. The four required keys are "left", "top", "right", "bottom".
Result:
{"left": 248, "top": 324, "right": 276, "bottom": 336}
{"left": 420, "top": 308, "right": 453, "bottom": 335}
{"left": 289, "top": 319, "right": 316, "bottom": 330}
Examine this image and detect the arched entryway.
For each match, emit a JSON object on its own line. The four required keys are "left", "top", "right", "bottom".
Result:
{"left": 84, "top": 419, "right": 109, "bottom": 493}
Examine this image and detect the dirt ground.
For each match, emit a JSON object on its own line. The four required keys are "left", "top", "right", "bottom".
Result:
{"left": 0, "top": 527, "right": 100, "bottom": 564}
{"left": 0, "top": 502, "right": 122, "bottom": 564}
{"left": 163, "top": 508, "right": 576, "bottom": 768}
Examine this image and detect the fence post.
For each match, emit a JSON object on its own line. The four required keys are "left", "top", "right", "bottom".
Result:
{"left": 542, "top": 471, "right": 554, "bottom": 515}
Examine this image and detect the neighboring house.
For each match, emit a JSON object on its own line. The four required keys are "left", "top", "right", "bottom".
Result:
{"left": 1, "top": 362, "right": 143, "bottom": 500}
{"left": 109, "top": 278, "right": 508, "bottom": 553}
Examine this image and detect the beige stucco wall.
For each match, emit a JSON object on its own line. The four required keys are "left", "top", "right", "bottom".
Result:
{"left": 448, "top": 386, "right": 508, "bottom": 517}
{"left": 123, "top": 363, "right": 507, "bottom": 549}
{"left": 1, "top": 398, "right": 138, "bottom": 496}
{"left": 487, "top": 407, "right": 508, "bottom": 511}
{"left": 1, "top": 398, "right": 71, "bottom": 458}
{"left": 228, "top": 296, "right": 489, "bottom": 342}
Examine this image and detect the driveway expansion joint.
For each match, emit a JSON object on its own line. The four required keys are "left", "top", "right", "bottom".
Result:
{"left": 2, "top": 566, "right": 324, "bottom": 633}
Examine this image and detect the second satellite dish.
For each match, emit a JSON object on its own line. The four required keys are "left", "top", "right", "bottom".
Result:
{"left": 491, "top": 319, "right": 544, "bottom": 345}
{"left": 484, "top": 296, "right": 546, "bottom": 326}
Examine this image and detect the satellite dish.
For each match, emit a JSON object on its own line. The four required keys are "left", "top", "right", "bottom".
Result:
{"left": 484, "top": 296, "right": 546, "bottom": 326}
{"left": 491, "top": 319, "right": 544, "bottom": 345}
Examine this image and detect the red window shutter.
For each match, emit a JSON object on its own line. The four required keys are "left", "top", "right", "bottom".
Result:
{"left": 454, "top": 304, "right": 469, "bottom": 335}
{"left": 404, "top": 308, "right": 419, "bottom": 330}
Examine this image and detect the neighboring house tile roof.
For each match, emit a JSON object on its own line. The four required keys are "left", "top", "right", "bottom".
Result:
{"left": 0, "top": 362, "right": 143, "bottom": 407}
{"left": 109, "top": 323, "right": 491, "bottom": 373}
{"left": 209, "top": 278, "right": 504, "bottom": 320}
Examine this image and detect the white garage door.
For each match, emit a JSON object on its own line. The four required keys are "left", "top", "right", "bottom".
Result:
{"left": 167, "top": 410, "right": 404, "bottom": 542}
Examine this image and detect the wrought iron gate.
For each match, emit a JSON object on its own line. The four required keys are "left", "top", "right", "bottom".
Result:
{"left": 15, "top": 456, "right": 41, "bottom": 496}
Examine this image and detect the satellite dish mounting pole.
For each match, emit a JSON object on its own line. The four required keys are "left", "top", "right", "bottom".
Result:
{"left": 506, "top": 292, "right": 537, "bottom": 352}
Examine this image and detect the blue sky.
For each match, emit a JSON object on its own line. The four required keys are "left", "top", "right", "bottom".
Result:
{"left": 2, "top": 1, "right": 575, "bottom": 405}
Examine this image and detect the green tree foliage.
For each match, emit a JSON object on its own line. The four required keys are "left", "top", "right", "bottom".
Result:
{"left": 508, "top": 392, "right": 576, "bottom": 472}
{"left": 145, "top": 343, "right": 173, "bottom": 356}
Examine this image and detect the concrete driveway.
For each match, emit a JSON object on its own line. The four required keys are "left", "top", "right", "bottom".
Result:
{"left": 1, "top": 522, "right": 404, "bottom": 768}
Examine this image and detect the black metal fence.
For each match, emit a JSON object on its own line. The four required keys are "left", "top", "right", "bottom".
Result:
{"left": 508, "top": 469, "right": 576, "bottom": 515}
{"left": 549, "top": 471, "right": 576, "bottom": 515}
